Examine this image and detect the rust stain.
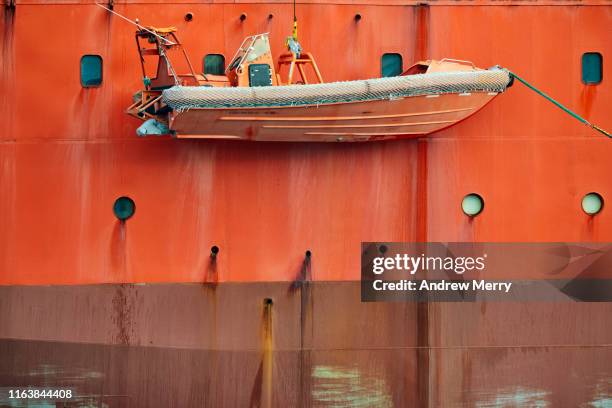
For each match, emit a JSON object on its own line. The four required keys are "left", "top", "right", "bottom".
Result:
{"left": 203, "top": 247, "right": 219, "bottom": 361}
{"left": 2, "top": 5, "right": 15, "bottom": 61}
{"left": 261, "top": 298, "right": 273, "bottom": 408}
{"left": 204, "top": 245, "right": 219, "bottom": 286}
{"left": 1, "top": 5, "right": 16, "bottom": 145}
{"left": 289, "top": 251, "right": 314, "bottom": 404}
{"left": 416, "top": 139, "right": 428, "bottom": 241}
{"left": 112, "top": 284, "right": 134, "bottom": 345}
{"left": 110, "top": 221, "right": 127, "bottom": 275}
{"left": 579, "top": 85, "right": 596, "bottom": 119}
{"left": 461, "top": 351, "right": 473, "bottom": 406}
{"left": 202, "top": 246, "right": 220, "bottom": 376}
{"left": 249, "top": 359, "right": 265, "bottom": 407}
{"left": 289, "top": 250, "right": 312, "bottom": 293}
{"left": 416, "top": 139, "right": 430, "bottom": 408}
{"left": 251, "top": 298, "right": 274, "bottom": 408}
{"left": 416, "top": 303, "right": 430, "bottom": 408}
{"left": 413, "top": 3, "right": 430, "bottom": 62}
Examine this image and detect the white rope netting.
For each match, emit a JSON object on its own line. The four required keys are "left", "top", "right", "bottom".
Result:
{"left": 162, "top": 69, "right": 511, "bottom": 110}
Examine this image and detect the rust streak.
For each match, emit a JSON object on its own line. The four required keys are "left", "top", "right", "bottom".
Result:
{"left": 416, "top": 139, "right": 430, "bottom": 408}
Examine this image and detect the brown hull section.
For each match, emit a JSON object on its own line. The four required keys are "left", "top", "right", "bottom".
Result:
{"left": 171, "top": 93, "right": 497, "bottom": 141}
{"left": 1, "top": 283, "right": 611, "bottom": 407}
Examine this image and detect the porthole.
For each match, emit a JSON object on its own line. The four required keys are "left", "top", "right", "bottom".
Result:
{"left": 113, "top": 196, "right": 135, "bottom": 221}
{"left": 582, "top": 192, "right": 603, "bottom": 215}
{"left": 462, "top": 193, "right": 484, "bottom": 217}
{"left": 80, "top": 55, "right": 103, "bottom": 87}
{"left": 582, "top": 52, "right": 602, "bottom": 85}
{"left": 381, "top": 53, "right": 403, "bottom": 78}
{"left": 203, "top": 54, "right": 225, "bottom": 76}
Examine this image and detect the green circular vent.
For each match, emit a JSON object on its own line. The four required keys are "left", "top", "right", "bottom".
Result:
{"left": 582, "top": 193, "right": 603, "bottom": 215}
{"left": 462, "top": 193, "right": 484, "bottom": 217}
{"left": 113, "top": 196, "right": 135, "bottom": 221}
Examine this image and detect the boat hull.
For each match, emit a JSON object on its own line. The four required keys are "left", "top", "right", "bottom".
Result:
{"left": 170, "top": 92, "right": 498, "bottom": 141}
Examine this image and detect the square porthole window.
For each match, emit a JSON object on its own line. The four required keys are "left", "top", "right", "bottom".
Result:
{"left": 204, "top": 54, "right": 226, "bottom": 75}
{"left": 582, "top": 52, "right": 602, "bottom": 85}
{"left": 80, "top": 55, "right": 103, "bottom": 87}
{"left": 381, "top": 53, "right": 403, "bottom": 77}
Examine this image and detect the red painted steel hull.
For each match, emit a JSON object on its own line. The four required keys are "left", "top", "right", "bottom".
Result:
{"left": 1, "top": 1, "right": 611, "bottom": 406}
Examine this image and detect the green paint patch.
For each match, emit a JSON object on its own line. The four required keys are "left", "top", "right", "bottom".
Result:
{"left": 311, "top": 365, "right": 393, "bottom": 407}
{"left": 475, "top": 386, "right": 551, "bottom": 408}
{"left": 588, "top": 377, "right": 612, "bottom": 408}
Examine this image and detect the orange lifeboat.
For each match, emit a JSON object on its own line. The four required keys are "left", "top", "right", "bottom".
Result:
{"left": 128, "top": 28, "right": 512, "bottom": 142}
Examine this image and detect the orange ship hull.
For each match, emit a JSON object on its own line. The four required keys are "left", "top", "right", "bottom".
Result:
{"left": 1, "top": 1, "right": 611, "bottom": 406}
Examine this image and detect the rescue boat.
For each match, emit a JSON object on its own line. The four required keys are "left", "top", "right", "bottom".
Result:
{"left": 128, "top": 28, "right": 512, "bottom": 141}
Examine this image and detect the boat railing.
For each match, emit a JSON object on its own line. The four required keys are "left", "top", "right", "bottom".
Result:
{"left": 225, "top": 33, "right": 270, "bottom": 74}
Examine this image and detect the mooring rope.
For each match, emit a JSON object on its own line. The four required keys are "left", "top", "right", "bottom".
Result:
{"left": 506, "top": 69, "right": 610, "bottom": 138}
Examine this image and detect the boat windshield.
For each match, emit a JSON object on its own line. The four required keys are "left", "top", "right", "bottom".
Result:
{"left": 226, "top": 33, "right": 272, "bottom": 72}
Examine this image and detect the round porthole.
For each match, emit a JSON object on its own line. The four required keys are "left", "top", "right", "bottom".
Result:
{"left": 462, "top": 193, "right": 484, "bottom": 217}
{"left": 113, "top": 196, "right": 135, "bottom": 221}
{"left": 582, "top": 192, "right": 603, "bottom": 215}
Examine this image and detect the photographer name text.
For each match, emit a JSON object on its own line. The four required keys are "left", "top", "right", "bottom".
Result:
{"left": 372, "top": 279, "right": 512, "bottom": 293}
